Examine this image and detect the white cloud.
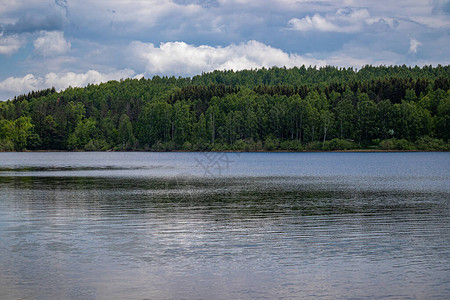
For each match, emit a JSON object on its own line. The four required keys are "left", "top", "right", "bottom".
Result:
{"left": 66, "top": 0, "right": 201, "bottom": 32}
{"left": 1, "top": 0, "right": 67, "bottom": 35}
{"left": 288, "top": 8, "right": 371, "bottom": 33}
{"left": 312, "top": 40, "right": 409, "bottom": 68}
{"left": 133, "top": 73, "right": 145, "bottom": 80}
{"left": 289, "top": 14, "right": 337, "bottom": 32}
{"left": 0, "top": 74, "right": 41, "bottom": 94}
{"left": 409, "top": 15, "right": 450, "bottom": 29}
{"left": 1, "top": 1, "right": 449, "bottom": 100}
{"left": 323, "top": 51, "right": 401, "bottom": 68}
{"left": 43, "top": 69, "right": 135, "bottom": 90}
{"left": 129, "top": 40, "right": 325, "bottom": 76}
{"left": 409, "top": 39, "right": 422, "bottom": 54}
{"left": 0, "top": 34, "right": 25, "bottom": 55}
{"left": 33, "top": 31, "right": 71, "bottom": 56}
{"left": 0, "top": 69, "right": 135, "bottom": 99}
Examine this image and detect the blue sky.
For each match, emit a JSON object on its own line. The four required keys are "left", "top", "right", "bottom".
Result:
{"left": 0, "top": 0, "right": 449, "bottom": 100}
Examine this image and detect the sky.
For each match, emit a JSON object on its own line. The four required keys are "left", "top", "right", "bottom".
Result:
{"left": 0, "top": 0, "right": 449, "bottom": 100}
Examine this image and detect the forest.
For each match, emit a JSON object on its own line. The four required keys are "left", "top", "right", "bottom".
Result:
{"left": 0, "top": 65, "right": 449, "bottom": 151}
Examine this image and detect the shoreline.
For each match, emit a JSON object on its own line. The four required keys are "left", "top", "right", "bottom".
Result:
{"left": 1, "top": 149, "right": 448, "bottom": 153}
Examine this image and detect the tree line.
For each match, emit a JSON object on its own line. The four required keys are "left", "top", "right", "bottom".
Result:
{"left": 0, "top": 65, "right": 449, "bottom": 151}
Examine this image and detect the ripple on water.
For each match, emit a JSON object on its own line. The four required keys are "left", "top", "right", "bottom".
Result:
{"left": 0, "top": 152, "right": 449, "bottom": 299}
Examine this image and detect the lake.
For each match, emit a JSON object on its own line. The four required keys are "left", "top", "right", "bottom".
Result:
{"left": 0, "top": 152, "right": 449, "bottom": 299}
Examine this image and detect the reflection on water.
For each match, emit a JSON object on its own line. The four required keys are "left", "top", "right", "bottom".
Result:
{"left": 0, "top": 152, "right": 449, "bottom": 299}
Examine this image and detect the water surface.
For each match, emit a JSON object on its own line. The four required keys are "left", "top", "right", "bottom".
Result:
{"left": 0, "top": 152, "right": 449, "bottom": 299}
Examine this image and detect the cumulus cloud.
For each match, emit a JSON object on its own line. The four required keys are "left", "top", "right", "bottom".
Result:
{"left": 0, "top": 74, "right": 41, "bottom": 95}
{"left": 33, "top": 31, "right": 71, "bottom": 56}
{"left": 0, "top": 0, "right": 449, "bottom": 100}
{"left": 0, "top": 69, "right": 135, "bottom": 100}
{"left": 322, "top": 49, "right": 403, "bottom": 68}
{"left": 289, "top": 14, "right": 340, "bottom": 32}
{"left": 0, "top": 34, "right": 25, "bottom": 55}
{"left": 288, "top": 8, "right": 371, "bottom": 33}
{"left": 409, "top": 39, "right": 422, "bottom": 54}
{"left": 2, "top": 7, "right": 67, "bottom": 34}
{"left": 43, "top": 69, "right": 135, "bottom": 90}
{"left": 67, "top": 0, "right": 201, "bottom": 33}
{"left": 129, "top": 40, "right": 325, "bottom": 76}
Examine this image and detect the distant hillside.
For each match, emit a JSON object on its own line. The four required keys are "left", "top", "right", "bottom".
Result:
{"left": 1, "top": 65, "right": 449, "bottom": 151}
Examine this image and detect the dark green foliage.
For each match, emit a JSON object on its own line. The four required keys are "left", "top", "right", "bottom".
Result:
{"left": 12, "top": 87, "right": 56, "bottom": 103}
{"left": 0, "top": 65, "right": 449, "bottom": 151}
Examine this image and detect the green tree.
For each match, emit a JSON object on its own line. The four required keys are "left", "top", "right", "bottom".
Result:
{"left": 40, "top": 115, "right": 58, "bottom": 149}
{"left": 0, "top": 117, "right": 34, "bottom": 151}
{"left": 335, "top": 98, "right": 354, "bottom": 139}
{"left": 356, "top": 99, "right": 378, "bottom": 145}
{"left": 434, "top": 94, "right": 450, "bottom": 141}
{"left": 320, "top": 109, "right": 334, "bottom": 143}
{"left": 172, "top": 101, "right": 192, "bottom": 146}
{"left": 138, "top": 102, "right": 172, "bottom": 147}
{"left": 192, "top": 113, "right": 208, "bottom": 147}
{"left": 393, "top": 101, "right": 430, "bottom": 141}
{"left": 377, "top": 100, "right": 395, "bottom": 140}
{"left": 206, "top": 103, "right": 219, "bottom": 145}
{"left": 118, "top": 114, "right": 136, "bottom": 150}
{"left": 68, "top": 118, "right": 97, "bottom": 150}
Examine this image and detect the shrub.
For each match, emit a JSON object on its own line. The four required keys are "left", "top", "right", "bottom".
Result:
{"left": 264, "top": 136, "right": 279, "bottom": 151}
{"left": 182, "top": 141, "right": 193, "bottom": 151}
{"left": 211, "top": 143, "right": 227, "bottom": 151}
{"left": 415, "top": 136, "right": 449, "bottom": 151}
{"left": 232, "top": 139, "right": 247, "bottom": 151}
{"left": 379, "top": 139, "right": 395, "bottom": 150}
{"left": 306, "top": 141, "right": 323, "bottom": 150}
{"left": 325, "top": 138, "right": 357, "bottom": 150}
{"left": 252, "top": 140, "right": 264, "bottom": 151}
{"left": 395, "top": 139, "right": 413, "bottom": 150}
{"left": 379, "top": 138, "right": 414, "bottom": 150}
{"left": 84, "top": 139, "right": 110, "bottom": 151}
{"left": 152, "top": 141, "right": 175, "bottom": 151}
{"left": 192, "top": 141, "right": 211, "bottom": 151}
{"left": 0, "top": 139, "right": 14, "bottom": 151}
{"left": 279, "top": 140, "right": 304, "bottom": 151}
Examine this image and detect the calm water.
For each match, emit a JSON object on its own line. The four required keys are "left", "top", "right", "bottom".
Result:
{"left": 0, "top": 152, "right": 449, "bottom": 299}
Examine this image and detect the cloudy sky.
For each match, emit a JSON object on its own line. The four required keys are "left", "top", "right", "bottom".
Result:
{"left": 0, "top": 0, "right": 449, "bottom": 100}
